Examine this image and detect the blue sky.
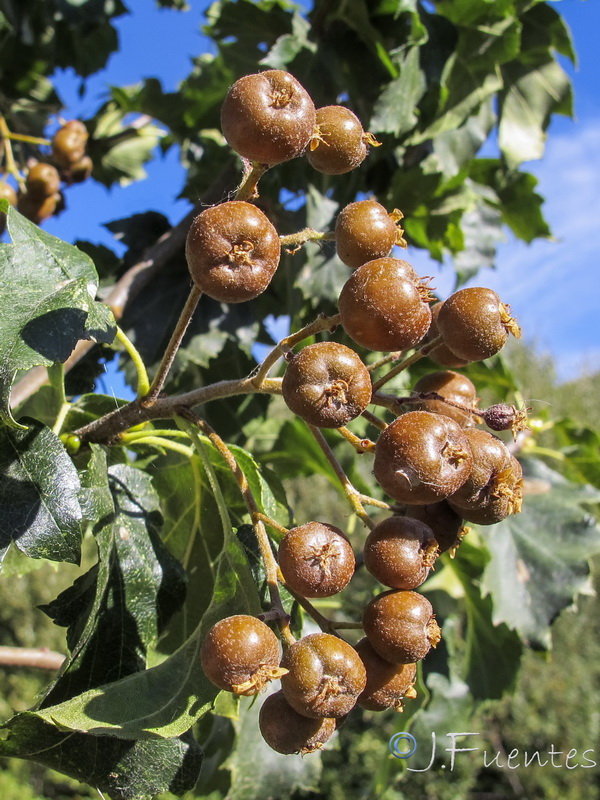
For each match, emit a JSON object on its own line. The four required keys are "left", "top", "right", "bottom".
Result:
{"left": 42, "top": 0, "right": 600, "bottom": 384}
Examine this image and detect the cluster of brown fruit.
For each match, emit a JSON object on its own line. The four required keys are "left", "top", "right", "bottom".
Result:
{"left": 188, "top": 69, "right": 525, "bottom": 755}
{"left": 0, "top": 119, "right": 92, "bottom": 228}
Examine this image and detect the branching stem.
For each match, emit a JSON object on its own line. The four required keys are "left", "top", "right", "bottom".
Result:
{"left": 250, "top": 312, "right": 341, "bottom": 388}
{"left": 142, "top": 284, "right": 203, "bottom": 406}
{"left": 178, "top": 408, "right": 295, "bottom": 645}
{"left": 371, "top": 336, "right": 442, "bottom": 391}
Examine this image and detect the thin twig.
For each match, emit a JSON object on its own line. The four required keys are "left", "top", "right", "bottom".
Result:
{"left": 142, "top": 284, "right": 203, "bottom": 406}
{"left": 178, "top": 408, "right": 295, "bottom": 645}
{"left": 0, "top": 646, "right": 65, "bottom": 671}
{"left": 307, "top": 424, "right": 375, "bottom": 530}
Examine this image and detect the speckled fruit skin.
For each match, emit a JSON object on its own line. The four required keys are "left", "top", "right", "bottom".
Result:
{"left": 281, "top": 632, "right": 367, "bottom": 718}
{"left": 200, "top": 614, "right": 280, "bottom": 694}
{"left": 259, "top": 690, "right": 336, "bottom": 754}
{"left": 186, "top": 201, "right": 280, "bottom": 303}
{"left": 363, "top": 515, "right": 439, "bottom": 590}
{"left": 355, "top": 638, "right": 417, "bottom": 712}
{"left": 436, "top": 287, "right": 511, "bottom": 362}
{"left": 410, "top": 370, "right": 478, "bottom": 427}
{"left": 281, "top": 341, "right": 372, "bottom": 428}
{"left": 338, "top": 258, "right": 432, "bottom": 352}
{"left": 449, "top": 449, "right": 523, "bottom": 525}
{"left": 220, "top": 70, "right": 316, "bottom": 164}
{"left": 423, "top": 302, "right": 470, "bottom": 368}
{"left": 335, "top": 201, "right": 400, "bottom": 269}
{"left": 406, "top": 501, "right": 464, "bottom": 554}
{"left": 278, "top": 521, "right": 355, "bottom": 598}
{"left": 373, "top": 410, "right": 473, "bottom": 505}
{"left": 307, "top": 106, "right": 366, "bottom": 175}
{"left": 363, "top": 590, "right": 441, "bottom": 664}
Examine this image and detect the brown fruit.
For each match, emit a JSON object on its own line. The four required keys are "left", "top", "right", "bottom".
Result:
{"left": 355, "top": 638, "right": 417, "bottom": 712}
{"left": 185, "top": 200, "right": 280, "bottom": 303}
{"left": 281, "top": 341, "right": 372, "bottom": 428}
{"left": 406, "top": 501, "right": 465, "bottom": 555}
{"left": 363, "top": 590, "right": 441, "bottom": 664}
{"left": 335, "top": 201, "right": 403, "bottom": 269}
{"left": 422, "top": 301, "right": 470, "bottom": 368}
{"left": 52, "top": 120, "right": 88, "bottom": 168}
{"left": 259, "top": 690, "right": 337, "bottom": 754}
{"left": 338, "top": 257, "right": 432, "bottom": 352}
{"left": 220, "top": 70, "right": 316, "bottom": 164}
{"left": 449, "top": 445, "right": 523, "bottom": 525}
{"left": 363, "top": 515, "right": 439, "bottom": 590}
{"left": 200, "top": 614, "right": 283, "bottom": 695}
{"left": 436, "top": 287, "right": 521, "bottom": 362}
{"left": 307, "top": 106, "right": 367, "bottom": 175}
{"left": 281, "top": 633, "right": 367, "bottom": 718}
{"left": 17, "top": 191, "right": 61, "bottom": 224}
{"left": 373, "top": 410, "right": 473, "bottom": 505}
{"left": 26, "top": 163, "right": 61, "bottom": 200}
{"left": 278, "top": 521, "right": 355, "bottom": 598}
{"left": 409, "top": 370, "right": 478, "bottom": 426}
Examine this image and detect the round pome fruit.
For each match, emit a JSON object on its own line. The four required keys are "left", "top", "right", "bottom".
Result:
{"left": 25, "top": 163, "right": 61, "bottom": 200}
{"left": 410, "top": 370, "right": 478, "bottom": 427}
{"left": 307, "top": 106, "right": 367, "bottom": 175}
{"left": 363, "top": 590, "right": 441, "bottom": 664}
{"left": 339, "top": 257, "right": 432, "bottom": 352}
{"left": 335, "top": 200, "right": 402, "bottom": 269}
{"left": 436, "top": 287, "right": 522, "bottom": 362}
{"left": 278, "top": 521, "right": 355, "bottom": 598}
{"left": 281, "top": 632, "right": 367, "bottom": 718}
{"left": 423, "top": 302, "right": 470, "bottom": 368}
{"left": 186, "top": 201, "right": 280, "bottom": 303}
{"left": 259, "top": 691, "right": 336, "bottom": 755}
{"left": 52, "top": 120, "right": 88, "bottom": 168}
{"left": 200, "top": 614, "right": 284, "bottom": 695}
{"left": 220, "top": 70, "right": 316, "bottom": 165}
{"left": 373, "top": 410, "right": 473, "bottom": 505}
{"left": 363, "top": 515, "right": 439, "bottom": 590}
{"left": 406, "top": 501, "right": 465, "bottom": 555}
{"left": 282, "top": 341, "right": 372, "bottom": 428}
{"left": 355, "top": 638, "right": 417, "bottom": 712}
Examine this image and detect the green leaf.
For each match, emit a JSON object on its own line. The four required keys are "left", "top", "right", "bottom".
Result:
{"left": 410, "top": 55, "right": 502, "bottom": 144}
{"left": 480, "top": 458, "right": 600, "bottom": 648}
{"left": 469, "top": 159, "right": 551, "bottom": 242}
{"left": 0, "top": 202, "right": 115, "bottom": 428}
{"left": 33, "top": 477, "right": 261, "bottom": 738}
{"left": 520, "top": 2, "right": 576, "bottom": 64}
{"left": 266, "top": 418, "right": 339, "bottom": 485}
{"left": 77, "top": 444, "right": 114, "bottom": 524}
{"left": 38, "top": 463, "right": 186, "bottom": 706}
{"left": 0, "top": 714, "right": 202, "bottom": 800}
{"left": 260, "top": 10, "right": 316, "bottom": 69}
{"left": 498, "top": 59, "right": 573, "bottom": 168}
{"left": 88, "top": 105, "right": 166, "bottom": 187}
{"left": 0, "top": 419, "right": 82, "bottom": 568}
{"left": 448, "top": 540, "right": 523, "bottom": 699}
{"left": 370, "top": 47, "right": 426, "bottom": 137}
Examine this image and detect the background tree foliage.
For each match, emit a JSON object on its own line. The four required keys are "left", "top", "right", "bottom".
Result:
{"left": 1, "top": 1, "right": 599, "bottom": 798}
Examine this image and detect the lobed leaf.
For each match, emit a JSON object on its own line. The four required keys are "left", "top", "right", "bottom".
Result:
{"left": 480, "top": 458, "right": 600, "bottom": 648}
{"left": 0, "top": 202, "right": 115, "bottom": 428}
